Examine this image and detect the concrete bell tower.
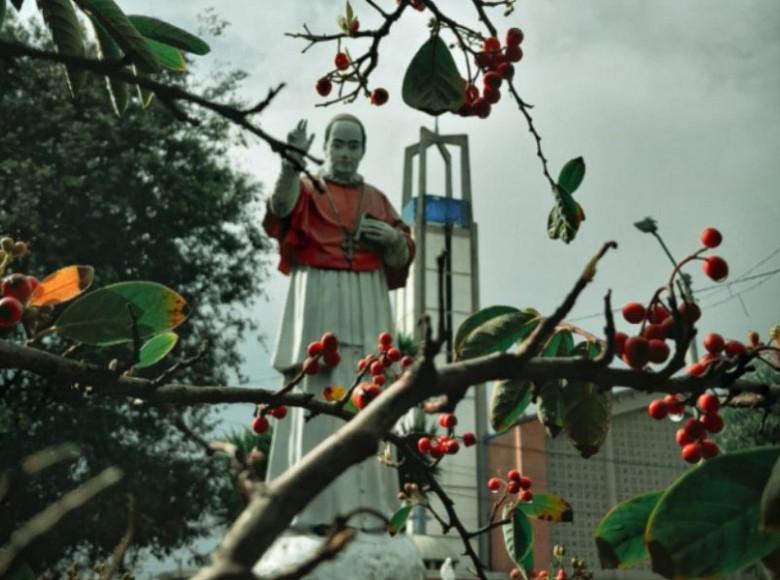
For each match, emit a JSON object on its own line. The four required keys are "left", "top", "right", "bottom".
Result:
{"left": 394, "top": 126, "right": 491, "bottom": 571}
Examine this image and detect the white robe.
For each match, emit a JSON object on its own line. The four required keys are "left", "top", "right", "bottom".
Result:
{"left": 265, "top": 265, "right": 400, "bottom": 530}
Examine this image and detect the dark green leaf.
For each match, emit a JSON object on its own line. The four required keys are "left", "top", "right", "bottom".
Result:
{"left": 37, "top": 0, "right": 86, "bottom": 95}
{"left": 90, "top": 15, "right": 129, "bottom": 115}
{"left": 547, "top": 185, "right": 581, "bottom": 244}
{"left": 502, "top": 503, "right": 534, "bottom": 568}
{"left": 647, "top": 446, "right": 780, "bottom": 578}
{"left": 518, "top": 492, "right": 573, "bottom": 522}
{"left": 128, "top": 15, "right": 210, "bottom": 55}
{"left": 387, "top": 504, "right": 413, "bottom": 535}
{"left": 455, "top": 307, "right": 540, "bottom": 361}
{"left": 521, "top": 549, "right": 533, "bottom": 576}
{"left": 490, "top": 378, "right": 533, "bottom": 432}
{"left": 73, "top": 0, "right": 159, "bottom": 72}
{"left": 762, "top": 455, "right": 780, "bottom": 530}
{"left": 562, "top": 381, "right": 611, "bottom": 458}
{"left": 402, "top": 35, "right": 465, "bottom": 116}
{"left": 558, "top": 157, "right": 585, "bottom": 195}
{"left": 595, "top": 491, "right": 663, "bottom": 569}
{"left": 135, "top": 331, "right": 178, "bottom": 369}
{"left": 144, "top": 38, "right": 185, "bottom": 71}
{"left": 345, "top": 1, "right": 353, "bottom": 24}
{"left": 54, "top": 281, "right": 189, "bottom": 346}
{"left": 534, "top": 330, "right": 575, "bottom": 438}
{"left": 634, "top": 216, "right": 658, "bottom": 234}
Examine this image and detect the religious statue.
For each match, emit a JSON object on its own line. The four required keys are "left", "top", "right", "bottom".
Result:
{"left": 262, "top": 114, "right": 416, "bottom": 532}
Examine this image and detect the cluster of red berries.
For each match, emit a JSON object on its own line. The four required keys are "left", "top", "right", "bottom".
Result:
{"left": 457, "top": 28, "right": 524, "bottom": 119}
{"left": 251, "top": 404, "right": 288, "bottom": 434}
{"left": 0, "top": 273, "right": 39, "bottom": 329}
{"left": 487, "top": 469, "right": 533, "bottom": 501}
{"left": 315, "top": 50, "right": 388, "bottom": 106}
{"left": 647, "top": 392, "right": 723, "bottom": 463}
{"left": 699, "top": 227, "right": 728, "bottom": 281}
{"left": 303, "top": 332, "right": 343, "bottom": 376}
{"left": 351, "top": 331, "right": 414, "bottom": 410}
{"left": 686, "top": 332, "right": 747, "bottom": 377}
{"left": 416, "top": 413, "right": 477, "bottom": 458}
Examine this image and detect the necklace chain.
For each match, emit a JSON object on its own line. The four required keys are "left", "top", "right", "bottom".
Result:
{"left": 319, "top": 177, "right": 366, "bottom": 264}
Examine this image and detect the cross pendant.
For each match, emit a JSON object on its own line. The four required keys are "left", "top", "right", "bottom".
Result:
{"left": 342, "top": 230, "right": 356, "bottom": 264}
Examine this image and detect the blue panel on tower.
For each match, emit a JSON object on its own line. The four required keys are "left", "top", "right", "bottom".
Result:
{"left": 402, "top": 195, "right": 472, "bottom": 227}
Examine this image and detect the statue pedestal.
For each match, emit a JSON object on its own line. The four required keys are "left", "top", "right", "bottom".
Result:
{"left": 253, "top": 531, "right": 426, "bottom": 579}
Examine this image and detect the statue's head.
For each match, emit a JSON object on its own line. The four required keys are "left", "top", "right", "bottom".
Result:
{"left": 323, "top": 114, "right": 366, "bottom": 182}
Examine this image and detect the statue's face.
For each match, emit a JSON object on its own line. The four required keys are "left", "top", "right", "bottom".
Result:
{"left": 324, "top": 120, "right": 364, "bottom": 180}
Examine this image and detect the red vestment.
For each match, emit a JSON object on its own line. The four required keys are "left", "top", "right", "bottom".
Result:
{"left": 263, "top": 177, "right": 414, "bottom": 290}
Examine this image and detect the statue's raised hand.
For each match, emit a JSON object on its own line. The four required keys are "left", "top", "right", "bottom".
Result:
{"left": 286, "top": 119, "right": 315, "bottom": 166}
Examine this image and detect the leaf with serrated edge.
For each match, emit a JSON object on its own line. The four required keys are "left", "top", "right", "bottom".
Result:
{"left": 402, "top": 36, "right": 465, "bottom": 116}
{"left": 646, "top": 446, "right": 780, "bottom": 578}
{"left": 595, "top": 491, "right": 663, "bottom": 569}
{"left": 128, "top": 15, "right": 209, "bottom": 55}
{"left": 37, "top": 0, "right": 86, "bottom": 95}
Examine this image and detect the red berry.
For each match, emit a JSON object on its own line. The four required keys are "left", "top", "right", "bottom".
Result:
{"left": 483, "top": 71, "right": 502, "bottom": 89}
{"left": 462, "top": 432, "right": 476, "bottom": 447}
{"left": 505, "top": 44, "right": 523, "bottom": 63}
{"left": 483, "top": 37, "right": 501, "bottom": 52}
{"left": 647, "top": 304, "right": 670, "bottom": 324}
{"left": 381, "top": 355, "right": 392, "bottom": 368}
{"left": 438, "top": 413, "right": 457, "bottom": 429}
{"left": 700, "top": 227, "right": 722, "bottom": 249}
{"left": 417, "top": 437, "right": 432, "bottom": 454}
{"left": 681, "top": 442, "right": 702, "bottom": 463}
{"left": 555, "top": 570, "right": 567, "bottom": 580}
{"left": 370, "top": 360, "right": 384, "bottom": 376}
{"left": 0, "top": 296, "right": 24, "bottom": 328}
{"left": 370, "top": 88, "right": 389, "bottom": 106}
{"left": 687, "top": 362, "right": 706, "bottom": 377}
{"left": 643, "top": 324, "right": 667, "bottom": 341}
{"left": 430, "top": 444, "right": 443, "bottom": 459}
{"left": 664, "top": 394, "right": 686, "bottom": 415}
{"left": 387, "top": 347, "right": 402, "bottom": 362}
{"left": 487, "top": 477, "right": 501, "bottom": 492}
{"left": 520, "top": 490, "right": 533, "bottom": 502}
{"left": 475, "top": 51, "right": 495, "bottom": 70}
{"left": 349, "top": 18, "right": 360, "bottom": 33}
{"left": 321, "top": 332, "right": 338, "bottom": 351}
{"left": 352, "top": 382, "right": 380, "bottom": 410}
{"left": 2, "top": 274, "right": 34, "bottom": 304}
{"left": 648, "top": 339, "right": 670, "bottom": 364}
{"left": 703, "top": 256, "right": 728, "bottom": 282}
{"left": 357, "top": 357, "right": 369, "bottom": 372}
{"left": 378, "top": 331, "right": 393, "bottom": 347}
{"left": 496, "top": 62, "right": 515, "bottom": 80}
{"left": 26, "top": 276, "right": 39, "bottom": 293}
{"left": 506, "top": 27, "right": 524, "bottom": 46}
{"left": 724, "top": 340, "right": 747, "bottom": 357}
{"left": 401, "top": 355, "right": 414, "bottom": 368}
{"left": 445, "top": 439, "right": 460, "bottom": 454}
{"left": 251, "top": 415, "right": 269, "bottom": 434}
{"left": 316, "top": 77, "right": 332, "bottom": 97}
{"left": 519, "top": 476, "right": 532, "bottom": 490}
{"left": 684, "top": 417, "right": 706, "bottom": 440}
{"left": 507, "top": 480, "right": 521, "bottom": 494}
{"left": 334, "top": 52, "right": 349, "bottom": 70}
{"left": 269, "top": 406, "right": 288, "bottom": 419}
{"left": 622, "top": 302, "right": 646, "bottom": 324}
{"left": 647, "top": 399, "right": 668, "bottom": 420}
{"left": 679, "top": 301, "right": 702, "bottom": 323}
{"left": 482, "top": 85, "right": 501, "bottom": 104}
{"left": 304, "top": 358, "right": 321, "bottom": 375}
{"left": 660, "top": 317, "right": 677, "bottom": 339}
{"left": 507, "top": 469, "right": 521, "bottom": 482}
{"left": 307, "top": 341, "right": 324, "bottom": 357}
{"left": 700, "top": 412, "right": 724, "bottom": 434}
{"left": 614, "top": 331, "right": 628, "bottom": 356}
{"left": 623, "top": 336, "right": 650, "bottom": 368}
{"left": 697, "top": 392, "right": 720, "bottom": 414}
{"left": 323, "top": 351, "right": 341, "bottom": 367}
{"left": 703, "top": 333, "right": 725, "bottom": 354}
{"left": 700, "top": 439, "right": 720, "bottom": 459}
{"left": 472, "top": 98, "right": 491, "bottom": 119}
{"left": 676, "top": 427, "right": 693, "bottom": 447}
{"left": 373, "top": 374, "right": 385, "bottom": 386}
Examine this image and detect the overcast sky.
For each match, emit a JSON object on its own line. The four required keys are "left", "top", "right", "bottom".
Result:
{"left": 18, "top": 0, "right": 780, "bottom": 573}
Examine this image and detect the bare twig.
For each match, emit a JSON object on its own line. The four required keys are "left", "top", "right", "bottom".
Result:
{"left": 100, "top": 495, "right": 136, "bottom": 580}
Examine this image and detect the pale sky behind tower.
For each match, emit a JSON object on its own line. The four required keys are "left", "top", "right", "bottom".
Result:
{"left": 17, "top": 0, "right": 780, "bottom": 574}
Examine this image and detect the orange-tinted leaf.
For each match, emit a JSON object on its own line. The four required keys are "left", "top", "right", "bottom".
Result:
{"left": 323, "top": 385, "right": 347, "bottom": 402}
{"left": 29, "top": 266, "right": 94, "bottom": 307}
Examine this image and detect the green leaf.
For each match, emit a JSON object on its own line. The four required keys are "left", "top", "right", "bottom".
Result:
{"left": 558, "top": 157, "right": 585, "bottom": 195}
{"left": 90, "top": 15, "right": 129, "bottom": 115}
{"left": 490, "top": 378, "right": 533, "bottom": 432}
{"left": 646, "top": 446, "right": 780, "bottom": 578}
{"left": 128, "top": 15, "right": 210, "bottom": 55}
{"left": 73, "top": 0, "right": 159, "bottom": 72}
{"left": 455, "top": 307, "right": 540, "bottom": 361}
{"left": 54, "top": 281, "right": 189, "bottom": 346}
{"left": 37, "top": 0, "right": 86, "bottom": 95}
{"left": 518, "top": 492, "right": 573, "bottom": 522}
{"left": 547, "top": 185, "right": 581, "bottom": 244}
{"left": 336, "top": 15, "right": 348, "bottom": 33}
{"left": 502, "top": 503, "right": 534, "bottom": 568}
{"left": 633, "top": 216, "right": 658, "bottom": 234}
{"left": 135, "top": 331, "right": 178, "bottom": 369}
{"left": 762, "top": 455, "right": 780, "bottom": 531}
{"left": 402, "top": 35, "right": 465, "bottom": 116}
{"left": 144, "top": 38, "right": 185, "bottom": 71}
{"left": 387, "top": 504, "right": 413, "bottom": 535}
{"left": 345, "top": 1, "right": 353, "bottom": 24}
{"left": 594, "top": 490, "right": 663, "bottom": 569}
{"left": 562, "top": 363, "right": 611, "bottom": 458}
{"left": 535, "top": 330, "right": 575, "bottom": 437}
{"left": 521, "top": 549, "right": 533, "bottom": 576}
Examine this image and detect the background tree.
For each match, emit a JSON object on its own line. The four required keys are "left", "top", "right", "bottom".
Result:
{"left": 0, "top": 18, "right": 268, "bottom": 572}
